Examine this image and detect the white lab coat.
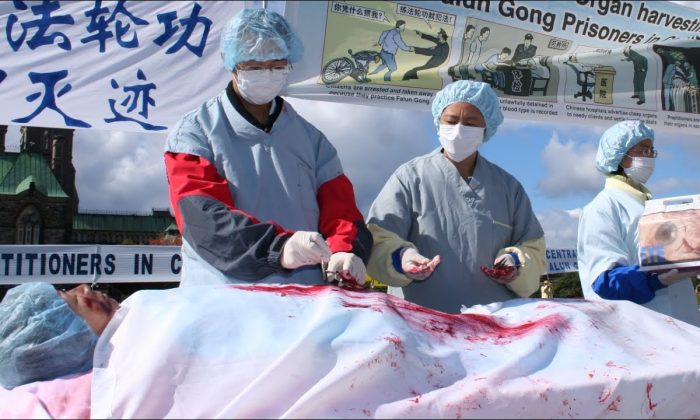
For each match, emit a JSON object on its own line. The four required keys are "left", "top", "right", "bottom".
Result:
{"left": 577, "top": 176, "right": 700, "bottom": 327}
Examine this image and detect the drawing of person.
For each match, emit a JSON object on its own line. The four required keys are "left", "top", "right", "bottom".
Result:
{"left": 522, "top": 55, "right": 550, "bottom": 79}
{"left": 474, "top": 47, "right": 511, "bottom": 89}
{"left": 665, "top": 52, "right": 690, "bottom": 111}
{"left": 348, "top": 49, "right": 381, "bottom": 83}
{"left": 512, "top": 33, "right": 537, "bottom": 64}
{"left": 369, "top": 20, "right": 414, "bottom": 82}
{"left": 662, "top": 60, "right": 677, "bottom": 110}
{"left": 402, "top": 28, "right": 449, "bottom": 80}
{"left": 621, "top": 46, "right": 648, "bottom": 105}
{"left": 449, "top": 24, "right": 476, "bottom": 81}
{"left": 467, "top": 27, "right": 490, "bottom": 66}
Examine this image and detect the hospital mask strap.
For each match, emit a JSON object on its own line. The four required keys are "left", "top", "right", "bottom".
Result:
{"left": 438, "top": 124, "right": 484, "bottom": 162}
{"left": 235, "top": 68, "right": 289, "bottom": 105}
{"left": 624, "top": 156, "right": 655, "bottom": 184}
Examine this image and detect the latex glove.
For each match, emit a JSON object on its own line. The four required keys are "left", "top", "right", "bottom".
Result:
{"left": 280, "top": 231, "right": 332, "bottom": 270}
{"left": 401, "top": 248, "right": 441, "bottom": 281}
{"left": 326, "top": 252, "right": 367, "bottom": 287}
{"left": 657, "top": 269, "right": 700, "bottom": 286}
{"left": 481, "top": 253, "right": 519, "bottom": 284}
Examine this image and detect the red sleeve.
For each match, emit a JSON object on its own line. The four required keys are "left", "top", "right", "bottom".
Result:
{"left": 164, "top": 152, "right": 294, "bottom": 279}
{"left": 164, "top": 152, "right": 285, "bottom": 235}
{"left": 317, "top": 174, "right": 368, "bottom": 254}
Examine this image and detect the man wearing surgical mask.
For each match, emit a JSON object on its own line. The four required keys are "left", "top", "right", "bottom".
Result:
{"left": 163, "top": 9, "right": 372, "bottom": 288}
{"left": 577, "top": 120, "right": 700, "bottom": 326}
{"left": 366, "top": 80, "right": 546, "bottom": 313}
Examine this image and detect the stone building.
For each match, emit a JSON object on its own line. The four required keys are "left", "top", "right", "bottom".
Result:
{"left": 0, "top": 125, "right": 178, "bottom": 245}
{"left": 0, "top": 125, "right": 180, "bottom": 300}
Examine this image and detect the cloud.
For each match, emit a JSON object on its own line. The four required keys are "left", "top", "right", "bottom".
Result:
{"left": 537, "top": 208, "right": 582, "bottom": 249}
{"left": 648, "top": 178, "right": 698, "bottom": 196}
{"left": 2, "top": 125, "right": 170, "bottom": 213}
{"left": 538, "top": 132, "right": 603, "bottom": 197}
{"left": 73, "top": 129, "right": 169, "bottom": 213}
{"left": 286, "top": 98, "right": 435, "bottom": 215}
{"left": 38, "top": 98, "right": 436, "bottom": 216}
{"left": 661, "top": 133, "right": 700, "bottom": 159}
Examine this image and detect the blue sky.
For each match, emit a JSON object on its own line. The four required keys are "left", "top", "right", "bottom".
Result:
{"left": 3, "top": 1, "right": 699, "bottom": 251}
{"left": 8, "top": 94, "right": 699, "bottom": 251}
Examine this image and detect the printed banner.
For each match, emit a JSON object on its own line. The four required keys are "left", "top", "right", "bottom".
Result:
{"left": 0, "top": 245, "right": 181, "bottom": 284}
{"left": 545, "top": 248, "right": 579, "bottom": 274}
{"left": 0, "top": 244, "right": 579, "bottom": 284}
{"left": 0, "top": 1, "right": 244, "bottom": 133}
{"left": 2, "top": 1, "right": 699, "bottom": 134}
{"left": 284, "top": 0, "right": 700, "bottom": 133}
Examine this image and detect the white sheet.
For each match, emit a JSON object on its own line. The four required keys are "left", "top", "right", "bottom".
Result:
{"left": 0, "top": 372, "right": 91, "bottom": 419}
{"left": 91, "top": 284, "right": 700, "bottom": 419}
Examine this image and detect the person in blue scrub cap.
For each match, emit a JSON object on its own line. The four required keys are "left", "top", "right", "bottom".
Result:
{"left": 0, "top": 282, "right": 119, "bottom": 389}
{"left": 366, "top": 80, "right": 546, "bottom": 313}
{"left": 577, "top": 120, "right": 700, "bottom": 326}
{"left": 164, "top": 9, "right": 372, "bottom": 288}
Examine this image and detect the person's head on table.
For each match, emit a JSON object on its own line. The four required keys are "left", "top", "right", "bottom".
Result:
{"left": 58, "top": 284, "right": 121, "bottom": 336}
{"left": 0, "top": 282, "right": 119, "bottom": 389}
{"left": 220, "top": 8, "right": 303, "bottom": 125}
{"left": 431, "top": 79, "right": 504, "bottom": 179}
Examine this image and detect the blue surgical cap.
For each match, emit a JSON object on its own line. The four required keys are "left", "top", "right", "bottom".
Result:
{"left": 0, "top": 282, "right": 97, "bottom": 389}
{"left": 220, "top": 8, "right": 304, "bottom": 72}
{"left": 595, "top": 120, "right": 655, "bottom": 174}
{"left": 431, "top": 80, "right": 504, "bottom": 142}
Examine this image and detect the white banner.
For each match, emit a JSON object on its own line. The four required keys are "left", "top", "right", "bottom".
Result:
{"left": 2, "top": 1, "right": 699, "bottom": 134}
{"left": 545, "top": 248, "right": 579, "bottom": 274}
{"left": 0, "top": 245, "right": 579, "bottom": 284}
{"left": 0, "top": 1, "right": 243, "bottom": 133}
{"left": 284, "top": 0, "right": 700, "bottom": 133}
{"left": 0, "top": 245, "right": 181, "bottom": 284}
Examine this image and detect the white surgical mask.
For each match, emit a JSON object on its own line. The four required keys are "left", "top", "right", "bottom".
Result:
{"left": 624, "top": 156, "right": 655, "bottom": 184}
{"left": 438, "top": 124, "right": 484, "bottom": 162}
{"left": 235, "top": 68, "right": 289, "bottom": 105}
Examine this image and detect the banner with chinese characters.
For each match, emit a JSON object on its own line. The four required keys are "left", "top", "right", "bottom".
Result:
{"left": 2, "top": 1, "right": 699, "bottom": 134}
{"left": 284, "top": 1, "right": 700, "bottom": 133}
{"left": 0, "top": 1, "right": 243, "bottom": 133}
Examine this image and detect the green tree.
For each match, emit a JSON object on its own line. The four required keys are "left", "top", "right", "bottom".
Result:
{"left": 531, "top": 272, "right": 583, "bottom": 298}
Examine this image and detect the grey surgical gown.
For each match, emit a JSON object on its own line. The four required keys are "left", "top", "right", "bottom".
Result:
{"left": 367, "top": 149, "right": 545, "bottom": 313}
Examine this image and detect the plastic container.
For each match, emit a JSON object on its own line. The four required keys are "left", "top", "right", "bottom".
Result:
{"left": 638, "top": 194, "right": 700, "bottom": 272}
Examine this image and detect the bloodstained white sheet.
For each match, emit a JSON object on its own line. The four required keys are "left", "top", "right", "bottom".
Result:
{"left": 90, "top": 284, "right": 700, "bottom": 419}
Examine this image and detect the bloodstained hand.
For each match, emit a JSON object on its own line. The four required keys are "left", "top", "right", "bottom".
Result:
{"left": 480, "top": 264, "right": 516, "bottom": 284}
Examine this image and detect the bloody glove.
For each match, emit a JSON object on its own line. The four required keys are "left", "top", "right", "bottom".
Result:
{"left": 480, "top": 253, "right": 519, "bottom": 284}
{"left": 326, "top": 252, "right": 367, "bottom": 289}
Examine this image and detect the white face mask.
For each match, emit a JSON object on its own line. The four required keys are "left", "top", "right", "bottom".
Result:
{"left": 235, "top": 68, "right": 289, "bottom": 105}
{"left": 438, "top": 124, "right": 484, "bottom": 162}
{"left": 624, "top": 156, "right": 655, "bottom": 184}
